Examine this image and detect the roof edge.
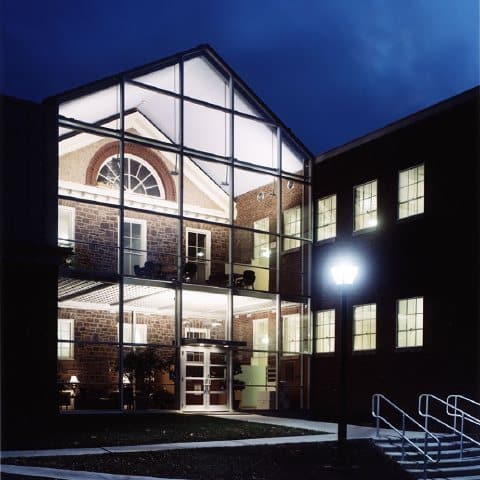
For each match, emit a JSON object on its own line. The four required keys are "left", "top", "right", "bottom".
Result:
{"left": 43, "top": 44, "right": 212, "bottom": 104}
{"left": 43, "top": 44, "right": 314, "bottom": 160}
{"left": 316, "top": 85, "right": 480, "bottom": 163}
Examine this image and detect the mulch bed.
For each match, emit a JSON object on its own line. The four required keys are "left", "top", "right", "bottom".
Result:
{"left": 4, "top": 440, "right": 413, "bottom": 480}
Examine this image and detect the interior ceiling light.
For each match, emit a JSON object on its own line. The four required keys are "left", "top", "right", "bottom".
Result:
{"left": 171, "top": 156, "right": 179, "bottom": 176}
{"left": 221, "top": 166, "right": 229, "bottom": 186}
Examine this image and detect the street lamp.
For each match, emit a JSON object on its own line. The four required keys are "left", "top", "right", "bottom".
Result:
{"left": 330, "top": 259, "right": 358, "bottom": 463}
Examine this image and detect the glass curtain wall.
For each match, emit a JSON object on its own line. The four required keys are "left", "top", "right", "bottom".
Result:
{"left": 56, "top": 49, "right": 312, "bottom": 412}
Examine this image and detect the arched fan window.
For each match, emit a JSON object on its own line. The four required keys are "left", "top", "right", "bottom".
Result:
{"left": 96, "top": 156, "right": 165, "bottom": 197}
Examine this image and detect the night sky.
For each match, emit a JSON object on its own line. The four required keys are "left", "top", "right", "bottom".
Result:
{"left": 1, "top": 0, "right": 479, "bottom": 154}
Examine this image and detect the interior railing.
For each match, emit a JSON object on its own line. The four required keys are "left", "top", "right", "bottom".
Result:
{"left": 419, "top": 393, "right": 480, "bottom": 459}
{"left": 372, "top": 393, "right": 442, "bottom": 464}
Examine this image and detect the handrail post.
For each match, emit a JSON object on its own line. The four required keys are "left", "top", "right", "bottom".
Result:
{"left": 401, "top": 413, "right": 406, "bottom": 460}
{"left": 376, "top": 395, "right": 380, "bottom": 438}
{"left": 460, "top": 413, "right": 464, "bottom": 459}
{"left": 453, "top": 395, "right": 458, "bottom": 431}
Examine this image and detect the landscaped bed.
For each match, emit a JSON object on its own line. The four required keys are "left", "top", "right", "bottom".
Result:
{"left": 3, "top": 440, "right": 413, "bottom": 479}
{"left": 3, "top": 413, "right": 319, "bottom": 450}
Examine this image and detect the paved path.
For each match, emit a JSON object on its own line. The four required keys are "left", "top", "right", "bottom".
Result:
{"left": 1, "top": 414, "right": 415, "bottom": 480}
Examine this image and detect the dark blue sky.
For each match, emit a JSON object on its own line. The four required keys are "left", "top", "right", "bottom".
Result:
{"left": 1, "top": 0, "right": 479, "bottom": 153}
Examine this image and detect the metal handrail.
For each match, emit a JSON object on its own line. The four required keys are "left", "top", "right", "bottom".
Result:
{"left": 419, "top": 394, "right": 480, "bottom": 459}
{"left": 372, "top": 393, "right": 442, "bottom": 464}
{"left": 446, "top": 395, "right": 480, "bottom": 430}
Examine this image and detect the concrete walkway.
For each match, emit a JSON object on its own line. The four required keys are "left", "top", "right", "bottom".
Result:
{"left": 0, "top": 414, "right": 412, "bottom": 480}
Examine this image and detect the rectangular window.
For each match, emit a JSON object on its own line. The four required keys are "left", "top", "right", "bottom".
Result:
{"left": 253, "top": 218, "right": 270, "bottom": 267}
{"left": 184, "top": 327, "right": 210, "bottom": 339}
{"left": 58, "top": 206, "right": 75, "bottom": 248}
{"left": 399, "top": 164, "right": 424, "bottom": 219}
{"left": 315, "top": 309, "right": 335, "bottom": 353}
{"left": 58, "top": 318, "right": 74, "bottom": 359}
{"left": 397, "top": 297, "right": 423, "bottom": 348}
{"left": 317, "top": 195, "right": 336, "bottom": 241}
{"left": 283, "top": 206, "right": 301, "bottom": 250}
{"left": 283, "top": 314, "right": 300, "bottom": 353}
{"left": 186, "top": 228, "right": 211, "bottom": 281}
{"left": 253, "top": 318, "right": 269, "bottom": 351}
{"left": 119, "top": 323, "right": 148, "bottom": 344}
{"left": 353, "top": 304, "right": 376, "bottom": 351}
{"left": 354, "top": 180, "right": 377, "bottom": 231}
{"left": 123, "top": 218, "right": 147, "bottom": 276}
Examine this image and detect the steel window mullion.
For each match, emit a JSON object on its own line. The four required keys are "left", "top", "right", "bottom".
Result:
{"left": 126, "top": 78, "right": 278, "bottom": 128}
{"left": 123, "top": 132, "right": 181, "bottom": 153}
{"left": 118, "top": 78, "right": 126, "bottom": 411}
{"left": 58, "top": 117, "right": 122, "bottom": 139}
{"left": 276, "top": 127, "right": 281, "bottom": 294}
{"left": 175, "top": 57, "right": 185, "bottom": 410}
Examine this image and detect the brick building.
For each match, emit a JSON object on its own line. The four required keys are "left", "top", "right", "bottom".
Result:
{"left": 311, "top": 87, "right": 479, "bottom": 422}
{"left": 0, "top": 46, "right": 478, "bottom": 442}
{"left": 1, "top": 44, "right": 313, "bottom": 436}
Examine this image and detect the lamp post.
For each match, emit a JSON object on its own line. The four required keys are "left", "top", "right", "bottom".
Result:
{"left": 330, "top": 260, "right": 358, "bottom": 463}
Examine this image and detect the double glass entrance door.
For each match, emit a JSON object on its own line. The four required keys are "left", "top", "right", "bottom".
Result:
{"left": 182, "top": 347, "right": 229, "bottom": 411}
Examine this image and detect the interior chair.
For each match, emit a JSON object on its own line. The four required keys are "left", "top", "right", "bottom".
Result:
{"left": 242, "top": 270, "right": 256, "bottom": 289}
{"left": 183, "top": 262, "right": 197, "bottom": 282}
{"left": 134, "top": 261, "right": 161, "bottom": 278}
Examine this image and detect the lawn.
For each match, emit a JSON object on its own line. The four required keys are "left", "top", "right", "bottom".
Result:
{"left": 2, "top": 413, "right": 319, "bottom": 450}
{"left": 3, "top": 440, "right": 413, "bottom": 480}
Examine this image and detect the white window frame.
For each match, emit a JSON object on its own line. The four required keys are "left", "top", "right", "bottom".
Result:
{"left": 282, "top": 313, "right": 300, "bottom": 353}
{"left": 97, "top": 154, "right": 166, "bottom": 198}
{"left": 397, "top": 297, "right": 423, "bottom": 348}
{"left": 58, "top": 205, "right": 75, "bottom": 249}
{"left": 184, "top": 327, "right": 211, "bottom": 339}
{"left": 118, "top": 322, "right": 148, "bottom": 344}
{"left": 398, "top": 164, "right": 424, "bottom": 219}
{"left": 253, "top": 318, "right": 269, "bottom": 352}
{"left": 58, "top": 318, "right": 74, "bottom": 360}
{"left": 354, "top": 180, "right": 377, "bottom": 232}
{"left": 121, "top": 217, "right": 147, "bottom": 276}
{"left": 283, "top": 206, "right": 301, "bottom": 251}
{"left": 185, "top": 227, "right": 212, "bottom": 280}
{"left": 253, "top": 217, "right": 270, "bottom": 266}
{"left": 316, "top": 194, "right": 336, "bottom": 242}
{"left": 315, "top": 309, "right": 335, "bottom": 354}
{"left": 353, "top": 303, "right": 376, "bottom": 351}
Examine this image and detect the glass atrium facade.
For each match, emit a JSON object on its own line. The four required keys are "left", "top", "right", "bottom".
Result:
{"left": 56, "top": 47, "right": 312, "bottom": 412}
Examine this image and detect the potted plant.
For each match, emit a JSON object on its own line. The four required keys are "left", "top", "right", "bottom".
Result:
{"left": 119, "top": 347, "right": 171, "bottom": 410}
{"left": 232, "top": 361, "right": 246, "bottom": 409}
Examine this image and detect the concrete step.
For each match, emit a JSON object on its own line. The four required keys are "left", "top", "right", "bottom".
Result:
{"left": 375, "top": 437, "right": 479, "bottom": 455}
{"left": 387, "top": 448, "right": 480, "bottom": 460}
{"left": 399, "top": 455, "right": 480, "bottom": 468}
{"left": 374, "top": 436, "right": 480, "bottom": 479}
{"left": 406, "top": 463, "right": 480, "bottom": 477}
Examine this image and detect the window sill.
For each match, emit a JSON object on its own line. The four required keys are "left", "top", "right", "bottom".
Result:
{"left": 396, "top": 212, "right": 424, "bottom": 224}
{"left": 352, "top": 226, "right": 377, "bottom": 237}
{"left": 315, "top": 237, "right": 336, "bottom": 246}
{"left": 395, "top": 346, "right": 423, "bottom": 352}
{"left": 352, "top": 349, "right": 376, "bottom": 355}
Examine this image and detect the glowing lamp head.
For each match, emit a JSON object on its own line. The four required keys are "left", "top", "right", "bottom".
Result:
{"left": 330, "top": 260, "right": 359, "bottom": 285}
{"left": 69, "top": 375, "right": 80, "bottom": 385}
